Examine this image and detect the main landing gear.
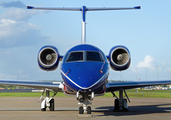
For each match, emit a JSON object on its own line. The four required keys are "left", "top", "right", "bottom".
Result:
{"left": 77, "top": 91, "right": 94, "bottom": 114}
{"left": 39, "top": 89, "right": 57, "bottom": 111}
{"left": 112, "top": 89, "right": 130, "bottom": 112}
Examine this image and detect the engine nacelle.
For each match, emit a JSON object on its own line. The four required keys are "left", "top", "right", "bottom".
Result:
{"left": 108, "top": 45, "right": 131, "bottom": 71}
{"left": 38, "top": 45, "right": 60, "bottom": 71}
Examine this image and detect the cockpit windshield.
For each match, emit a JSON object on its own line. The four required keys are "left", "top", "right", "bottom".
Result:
{"left": 86, "top": 51, "right": 103, "bottom": 62}
{"left": 66, "top": 51, "right": 104, "bottom": 62}
{"left": 66, "top": 52, "right": 83, "bottom": 62}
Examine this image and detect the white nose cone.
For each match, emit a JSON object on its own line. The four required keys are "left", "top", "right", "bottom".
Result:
{"left": 46, "top": 54, "right": 52, "bottom": 61}
{"left": 117, "top": 54, "right": 123, "bottom": 61}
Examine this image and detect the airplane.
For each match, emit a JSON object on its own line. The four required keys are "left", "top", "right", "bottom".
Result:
{"left": 0, "top": 5, "right": 171, "bottom": 115}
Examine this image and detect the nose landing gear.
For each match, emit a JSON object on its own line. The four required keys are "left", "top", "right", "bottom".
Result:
{"left": 77, "top": 91, "right": 94, "bottom": 114}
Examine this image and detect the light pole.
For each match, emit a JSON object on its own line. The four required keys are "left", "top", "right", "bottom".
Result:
{"left": 167, "top": 69, "right": 169, "bottom": 80}
{"left": 17, "top": 70, "right": 19, "bottom": 80}
{"left": 156, "top": 66, "right": 159, "bottom": 80}
{"left": 136, "top": 68, "right": 137, "bottom": 80}
{"left": 146, "top": 68, "right": 147, "bottom": 80}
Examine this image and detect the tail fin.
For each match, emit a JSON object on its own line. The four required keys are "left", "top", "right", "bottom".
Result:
{"left": 27, "top": 5, "right": 140, "bottom": 44}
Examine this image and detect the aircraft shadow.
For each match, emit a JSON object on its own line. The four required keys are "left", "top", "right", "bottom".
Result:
{"left": 0, "top": 103, "right": 171, "bottom": 116}
{"left": 94, "top": 103, "right": 171, "bottom": 116}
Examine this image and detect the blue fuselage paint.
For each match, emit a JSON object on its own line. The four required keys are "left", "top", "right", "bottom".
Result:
{"left": 61, "top": 44, "right": 109, "bottom": 93}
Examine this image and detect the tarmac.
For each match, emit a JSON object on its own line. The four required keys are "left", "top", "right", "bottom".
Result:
{"left": 0, "top": 97, "right": 171, "bottom": 120}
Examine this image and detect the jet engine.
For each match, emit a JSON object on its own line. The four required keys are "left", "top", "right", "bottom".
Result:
{"left": 108, "top": 45, "right": 131, "bottom": 71}
{"left": 38, "top": 45, "right": 60, "bottom": 71}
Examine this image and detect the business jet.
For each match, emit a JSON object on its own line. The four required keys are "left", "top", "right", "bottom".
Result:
{"left": 0, "top": 5, "right": 171, "bottom": 114}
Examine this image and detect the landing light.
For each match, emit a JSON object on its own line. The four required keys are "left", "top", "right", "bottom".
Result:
{"left": 99, "top": 70, "right": 103, "bottom": 74}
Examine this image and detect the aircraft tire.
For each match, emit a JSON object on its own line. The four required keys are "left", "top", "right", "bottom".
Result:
{"left": 49, "top": 99, "right": 55, "bottom": 111}
{"left": 114, "top": 99, "right": 119, "bottom": 110}
{"left": 79, "top": 106, "right": 84, "bottom": 114}
{"left": 87, "top": 106, "right": 91, "bottom": 114}
{"left": 41, "top": 108, "right": 46, "bottom": 111}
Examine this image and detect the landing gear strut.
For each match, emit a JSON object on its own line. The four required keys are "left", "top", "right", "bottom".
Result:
{"left": 77, "top": 91, "right": 94, "bottom": 114}
{"left": 112, "top": 90, "right": 130, "bottom": 112}
{"left": 39, "top": 89, "right": 57, "bottom": 111}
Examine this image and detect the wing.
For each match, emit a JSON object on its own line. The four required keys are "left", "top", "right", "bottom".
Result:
{"left": 106, "top": 80, "right": 171, "bottom": 92}
{"left": 0, "top": 80, "right": 64, "bottom": 92}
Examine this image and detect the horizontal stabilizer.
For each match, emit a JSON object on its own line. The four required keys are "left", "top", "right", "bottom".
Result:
{"left": 27, "top": 6, "right": 81, "bottom": 11}
{"left": 27, "top": 6, "right": 141, "bottom": 11}
{"left": 87, "top": 6, "right": 141, "bottom": 11}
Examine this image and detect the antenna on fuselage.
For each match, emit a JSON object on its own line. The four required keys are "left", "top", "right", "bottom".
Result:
{"left": 27, "top": 6, "right": 141, "bottom": 44}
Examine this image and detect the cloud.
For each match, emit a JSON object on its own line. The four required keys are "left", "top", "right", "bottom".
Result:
{"left": 0, "top": 1, "right": 26, "bottom": 8}
{"left": 0, "top": 1, "right": 61, "bottom": 80}
{"left": 137, "top": 55, "right": 154, "bottom": 68}
{"left": 0, "top": 18, "right": 48, "bottom": 48}
{"left": 0, "top": 1, "right": 44, "bottom": 21}
{"left": 0, "top": 7, "right": 42, "bottom": 21}
{"left": 0, "top": 1, "right": 48, "bottom": 48}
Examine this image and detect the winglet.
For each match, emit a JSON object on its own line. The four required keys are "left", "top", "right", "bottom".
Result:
{"left": 27, "top": 6, "right": 34, "bottom": 9}
{"left": 134, "top": 6, "right": 141, "bottom": 9}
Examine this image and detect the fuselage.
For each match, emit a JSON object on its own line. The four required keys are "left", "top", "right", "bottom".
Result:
{"left": 60, "top": 44, "right": 109, "bottom": 95}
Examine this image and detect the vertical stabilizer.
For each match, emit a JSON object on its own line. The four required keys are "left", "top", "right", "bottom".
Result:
{"left": 27, "top": 6, "right": 140, "bottom": 44}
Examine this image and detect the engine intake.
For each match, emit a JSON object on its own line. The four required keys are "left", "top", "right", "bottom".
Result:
{"left": 38, "top": 45, "right": 60, "bottom": 71}
{"left": 109, "top": 45, "right": 131, "bottom": 71}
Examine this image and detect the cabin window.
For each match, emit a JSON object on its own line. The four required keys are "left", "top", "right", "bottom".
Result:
{"left": 86, "top": 51, "right": 103, "bottom": 62}
{"left": 66, "top": 52, "right": 83, "bottom": 62}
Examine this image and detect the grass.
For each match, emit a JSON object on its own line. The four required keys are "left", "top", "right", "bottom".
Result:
{"left": 0, "top": 92, "right": 68, "bottom": 97}
{"left": 0, "top": 90, "right": 171, "bottom": 98}
{"left": 103, "top": 90, "right": 171, "bottom": 98}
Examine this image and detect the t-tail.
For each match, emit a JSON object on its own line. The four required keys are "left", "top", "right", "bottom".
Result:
{"left": 27, "top": 6, "right": 141, "bottom": 44}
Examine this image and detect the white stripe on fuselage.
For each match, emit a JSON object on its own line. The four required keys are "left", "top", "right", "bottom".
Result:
{"left": 61, "top": 69, "right": 109, "bottom": 90}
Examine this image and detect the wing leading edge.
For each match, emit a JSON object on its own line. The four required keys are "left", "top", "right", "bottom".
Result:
{"left": 106, "top": 80, "right": 171, "bottom": 92}
{"left": 0, "top": 80, "right": 64, "bottom": 92}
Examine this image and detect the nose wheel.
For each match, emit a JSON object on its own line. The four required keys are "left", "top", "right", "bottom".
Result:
{"left": 87, "top": 106, "right": 91, "bottom": 114}
{"left": 79, "top": 106, "right": 91, "bottom": 114}
{"left": 79, "top": 106, "right": 84, "bottom": 114}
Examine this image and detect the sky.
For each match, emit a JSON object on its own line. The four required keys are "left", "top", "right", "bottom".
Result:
{"left": 0, "top": 0, "right": 171, "bottom": 81}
